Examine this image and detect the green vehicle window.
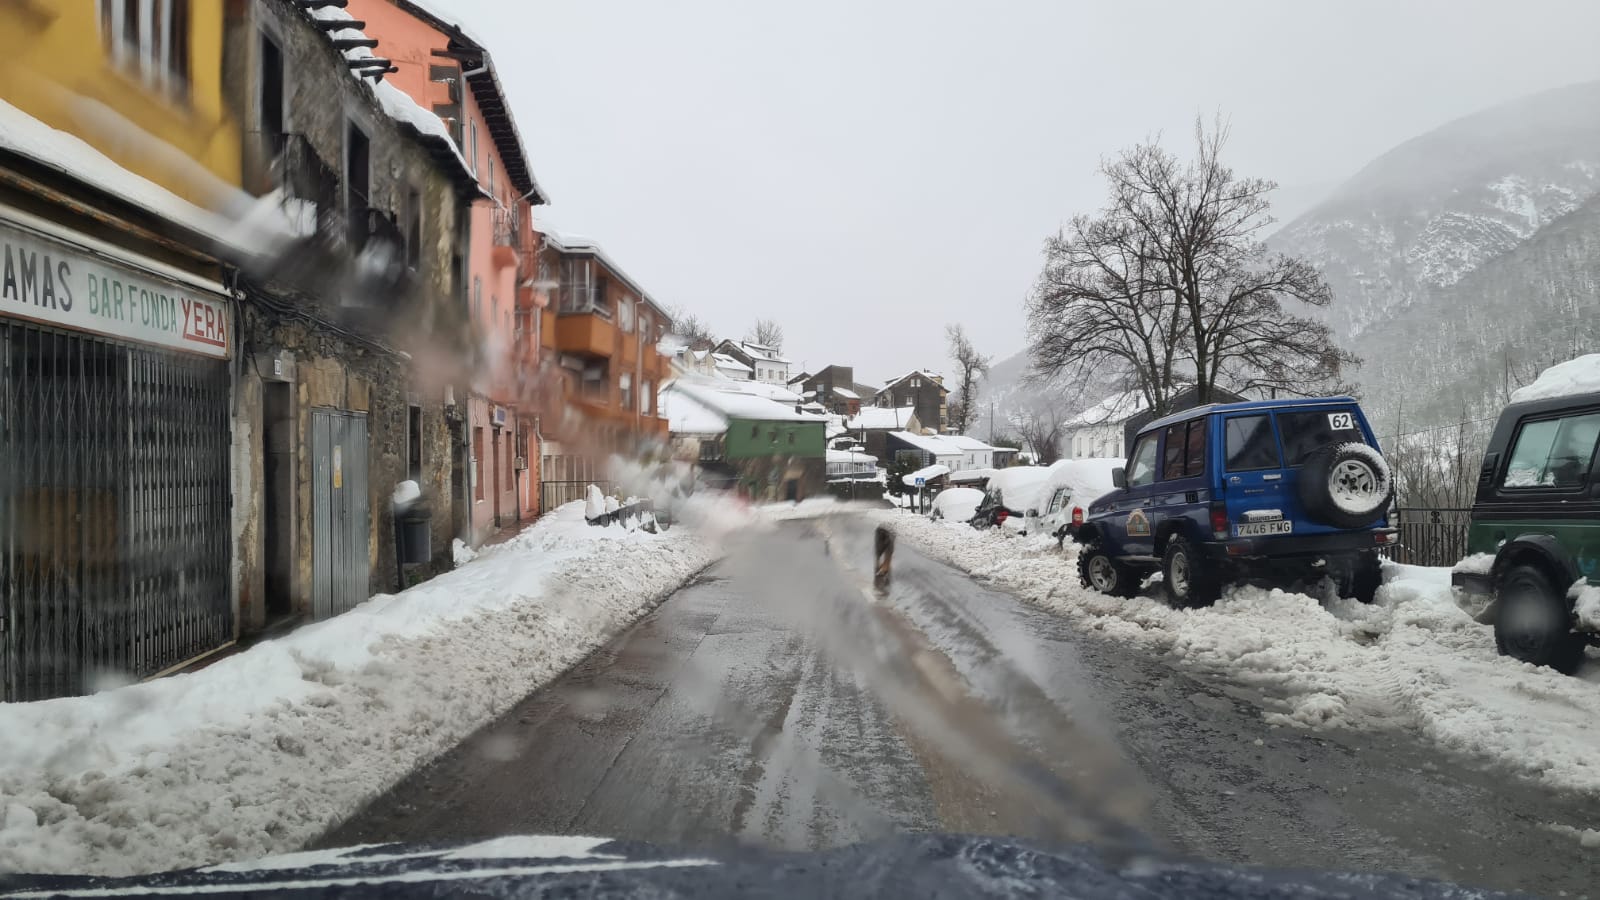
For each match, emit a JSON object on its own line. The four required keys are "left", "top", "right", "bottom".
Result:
{"left": 1501, "top": 412, "right": 1600, "bottom": 489}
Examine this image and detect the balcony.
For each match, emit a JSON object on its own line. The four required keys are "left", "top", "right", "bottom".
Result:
{"left": 491, "top": 207, "right": 519, "bottom": 267}
{"left": 554, "top": 312, "right": 615, "bottom": 359}
{"left": 540, "top": 308, "right": 556, "bottom": 353}
{"left": 619, "top": 332, "right": 639, "bottom": 368}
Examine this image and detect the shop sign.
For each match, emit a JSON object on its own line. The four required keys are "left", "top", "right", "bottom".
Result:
{"left": 0, "top": 219, "right": 231, "bottom": 358}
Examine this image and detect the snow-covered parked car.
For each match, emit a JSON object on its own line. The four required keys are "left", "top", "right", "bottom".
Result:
{"left": 1451, "top": 354, "right": 1600, "bottom": 674}
{"left": 1025, "top": 458, "right": 1122, "bottom": 547}
{"left": 971, "top": 466, "right": 1051, "bottom": 532}
{"left": 928, "top": 486, "right": 985, "bottom": 523}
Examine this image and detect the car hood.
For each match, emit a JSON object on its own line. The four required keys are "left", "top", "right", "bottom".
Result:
{"left": 0, "top": 833, "right": 1512, "bottom": 899}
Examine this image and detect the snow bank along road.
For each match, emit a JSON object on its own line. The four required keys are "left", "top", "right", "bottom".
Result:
{"left": 879, "top": 513, "right": 1600, "bottom": 795}
{"left": 0, "top": 502, "right": 721, "bottom": 877}
{"left": 324, "top": 515, "right": 1594, "bottom": 897}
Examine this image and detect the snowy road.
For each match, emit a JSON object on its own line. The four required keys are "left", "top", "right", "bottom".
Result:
{"left": 323, "top": 515, "right": 1595, "bottom": 896}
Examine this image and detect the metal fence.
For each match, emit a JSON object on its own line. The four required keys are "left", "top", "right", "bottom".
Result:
{"left": 540, "top": 479, "right": 613, "bottom": 513}
{"left": 1, "top": 321, "right": 232, "bottom": 701}
{"left": 1383, "top": 507, "right": 1472, "bottom": 568}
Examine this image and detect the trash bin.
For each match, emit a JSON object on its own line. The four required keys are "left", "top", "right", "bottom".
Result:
{"left": 397, "top": 504, "right": 431, "bottom": 566}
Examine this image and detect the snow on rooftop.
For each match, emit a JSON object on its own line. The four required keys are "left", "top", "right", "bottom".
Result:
{"left": 945, "top": 435, "right": 994, "bottom": 451}
{"left": 902, "top": 463, "right": 951, "bottom": 486}
{"left": 889, "top": 431, "right": 965, "bottom": 457}
{"left": 832, "top": 387, "right": 860, "bottom": 400}
{"left": 302, "top": 5, "right": 477, "bottom": 190}
{"left": 663, "top": 387, "right": 729, "bottom": 434}
{"left": 1067, "top": 391, "right": 1151, "bottom": 428}
{"left": 847, "top": 406, "right": 917, "bottom": 431}
{"left": 666, "top": 381, "right": 822, "bottom": 425}
{"left": 0, "top": 99, "right": 298, "bottom": 258}
{"left": 1510, "top": 354, "right": 1600, "bottom": 404}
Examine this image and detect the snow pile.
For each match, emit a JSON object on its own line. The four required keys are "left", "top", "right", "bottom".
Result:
{"left": 0, "top": 503, "right": 716, "bottom": 876}
{"left": 450, "top": 537, "right": 477, "bottom": 566}
{"left": 928, "top": 487, "right": 983, "bottom": 522}
{"left": 1572, "top": 582, "right": 1600, "bottom": 632}
{"left": 1453, "top": 553, "right": 1496, "bottom": 576}
{"left": 1510, "top": 354, "right": 1600, "bottom": 404}
{"left": 881, "top": 513, "right": 1600, "bottom": 797}
{"left": 585, "top": 484, "right": 607, "bottom": 519}
{"left": 391, "top": 480, "right": 421, "bottom": 509}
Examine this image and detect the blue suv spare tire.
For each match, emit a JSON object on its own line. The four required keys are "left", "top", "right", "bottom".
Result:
{"left": 1298, "top": 442, "right": 1393, "bottom": 529}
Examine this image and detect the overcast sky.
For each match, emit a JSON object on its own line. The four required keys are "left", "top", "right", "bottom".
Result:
{"left": 447, "top": 0, "right": 1600, "bottom": 386}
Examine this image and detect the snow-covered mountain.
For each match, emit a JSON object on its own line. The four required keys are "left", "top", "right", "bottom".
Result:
{"left": 1271, "top": 80, "right": 1600, "bottom": 427}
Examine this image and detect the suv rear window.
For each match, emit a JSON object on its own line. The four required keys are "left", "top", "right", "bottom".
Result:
{"left": 1279, "top": 409, "right": 1365, "bottom": 466}
{"left": 1224, "top": 415, "right": 1279, "bottom": 471}
{"left": 1500, "top": 412, "right": 1600, "bottom": 489}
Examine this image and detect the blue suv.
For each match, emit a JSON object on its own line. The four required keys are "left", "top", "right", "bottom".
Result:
{"left": 1073, "top": 397, "right": 1399, "bottom": 607}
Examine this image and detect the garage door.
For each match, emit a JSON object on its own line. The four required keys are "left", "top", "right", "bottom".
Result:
{"left": 0, "top": 320, "right": 232, "bottom": 701}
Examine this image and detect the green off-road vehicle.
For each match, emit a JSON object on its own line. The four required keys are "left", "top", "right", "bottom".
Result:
{"left": 1454, "top": 390, "right": 1600, "bottom": 674}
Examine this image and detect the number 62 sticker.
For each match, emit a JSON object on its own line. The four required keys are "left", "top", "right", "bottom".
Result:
{"left": 1328, "top": 411, "right": 1354, "bottom": 430}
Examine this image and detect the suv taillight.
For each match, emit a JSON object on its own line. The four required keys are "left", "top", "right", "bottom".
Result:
{"left": 1209, "top": 502, "right": 1229, "bottom": 540}
{"left": 996, "top": 508, "right": 1009, "bottom": 523}
{"left": 1071, "top": 507, "right": 1084, "bottom": 526}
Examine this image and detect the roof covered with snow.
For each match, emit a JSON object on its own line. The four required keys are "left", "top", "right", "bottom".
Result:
{"left": 877, "top": 369, "right": 947, "bottom": 395}
{"left": 531, "top": 210, "right": 660, "bottom": 310}
{"left": 1066, "top": 391, "right": 1151, "bottom": 428}
{"left": 665, "top": 381, "right": 822, "bottom": 425}
{"left": 945, "top": 435, "right": 994, "bottom": 451}
{"left": 736, "top": 341, "right": 790, "bottom": 364}
{"left": 1510, "top": 354, "right": 1600, "bottom": 404}
{"left": 712, "top": 353, "right": 753, "bottom": 374}
{"left": 385, "top": 0, "right": 546, "bottom": 202}
{"left": 889, "top": 431, "right": 966, "bottom": 458}
{"left": 846, "top": 406, "right": 918, "bottom": 431}
{"left": 902, "top": 463, "right": 951, "bottom": 486}
{"left": 0, "top": 100, "right": 307, "bottom": 261}
{"left": 826, "top": 449, "right": 878, "bottom": 464}
{"left": 832, "top": 386, "right": 860, "bottom": 401}
{"left": 302, "top": 4, "right": 481, "bottom": 197}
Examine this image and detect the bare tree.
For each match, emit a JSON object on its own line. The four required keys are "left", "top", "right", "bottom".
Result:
{"left": 1028, "top": 214, "right": 1189, "bottom": 418}
{"left": 746, "top": 318, "right": 784, "bottom": 352}
{"left": 666, "top": 305, "right": 716, "bottom": 351}
{"left": 1008, "top": 391, "right": 1073, "bottom": 466}
{"left": 1029, "top": 118, "right": 1357, "bottom": 411}
{"left": 945, "top": 323, "right": 991, "bottom": 435}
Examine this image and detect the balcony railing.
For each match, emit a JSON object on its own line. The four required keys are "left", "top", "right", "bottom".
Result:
{"left": 267, "top": 133, "right": 341, "bottom": 237}
{"left": 492, "top": 207, "right": 519, "bottom": 247}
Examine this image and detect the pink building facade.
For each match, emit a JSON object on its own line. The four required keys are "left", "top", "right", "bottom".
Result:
{"left": 348, "top": 0, "right": 548, "bottom": 544}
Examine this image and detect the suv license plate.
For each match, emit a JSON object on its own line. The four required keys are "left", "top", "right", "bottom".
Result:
{"left": 1237, "top": 520, "right": 1293, "bottom": 537}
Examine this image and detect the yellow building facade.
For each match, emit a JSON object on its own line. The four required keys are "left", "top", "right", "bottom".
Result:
{"left": 0, "top": 0, "right": 242, "bottom": 207}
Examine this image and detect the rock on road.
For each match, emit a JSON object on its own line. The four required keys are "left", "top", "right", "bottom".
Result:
{"left": 322, "top": 515, "right": 1596, "bottom": 897}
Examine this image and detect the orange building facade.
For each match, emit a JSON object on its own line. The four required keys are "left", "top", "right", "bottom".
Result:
{"left": 347, "top": 0, "right": 547, "bottom": 542}
{"left": 534, "top": 227, "right": 672, "bottom": 499}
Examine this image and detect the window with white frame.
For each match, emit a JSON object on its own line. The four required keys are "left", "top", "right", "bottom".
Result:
{"left": 99, "top": 0, "right": 192, "bottom": 96}
{"left": 619, "top": 373, "right": 633, "bottom": 411}
{"left": 618, "top": 296, "right": 635, "bottom": 333}
{"left": 642, "top": 379, "right": 653, "bottom": 415}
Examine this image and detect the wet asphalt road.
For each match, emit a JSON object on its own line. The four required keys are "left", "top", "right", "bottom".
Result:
{"left": 323, "top": 515, "right": 1597, "bottom": 897}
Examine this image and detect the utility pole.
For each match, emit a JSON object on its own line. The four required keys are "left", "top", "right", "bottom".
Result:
{"left": 989, "top": 400, "right": 995, "bottom": 443}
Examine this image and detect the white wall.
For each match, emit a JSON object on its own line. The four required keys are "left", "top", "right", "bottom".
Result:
{"left": 1066, "top": 423, "right": 1125, "bottom": 459}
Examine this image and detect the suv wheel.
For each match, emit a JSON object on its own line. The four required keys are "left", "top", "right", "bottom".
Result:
{"left": 1299, "top": 443, "right": 1393, "bottom": 530}
{"left": 1078, "top": 542, "right": 1139, "bottom": 598}
{"left": 1494, "top": 565, "right": 1585, "bottom": 674}
{"left": 1163, "top": 536, "right": 1220, "bottom": 608}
